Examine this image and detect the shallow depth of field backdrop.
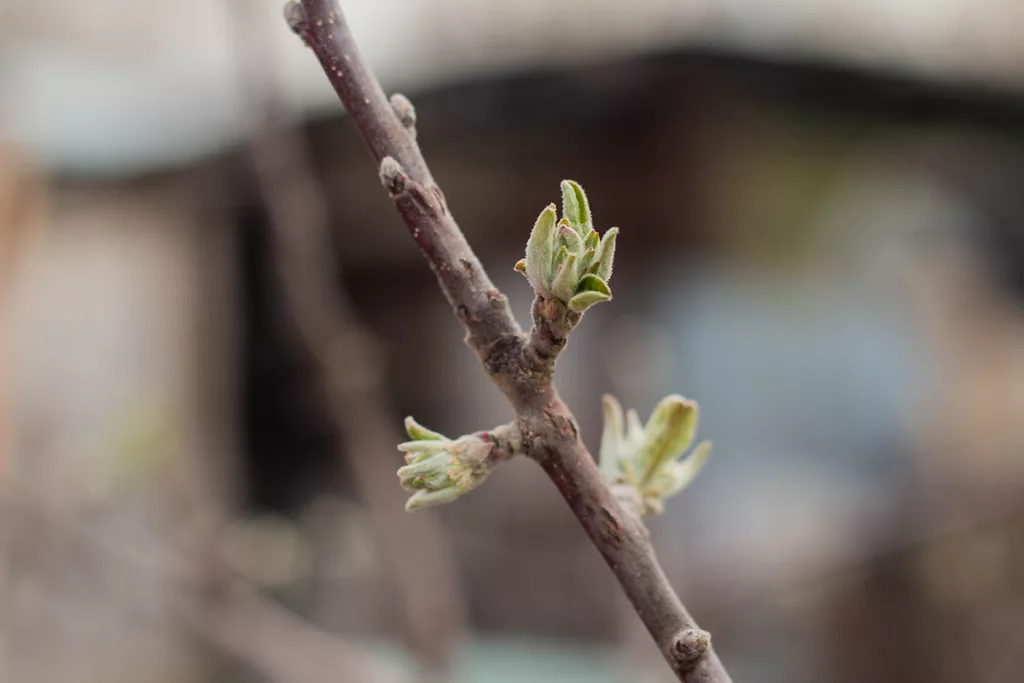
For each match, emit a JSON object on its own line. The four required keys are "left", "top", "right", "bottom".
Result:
{"left": 3, "top": 2, "right": 1024, "bottom": 682}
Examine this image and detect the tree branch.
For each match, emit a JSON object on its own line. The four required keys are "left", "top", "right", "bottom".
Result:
{"left": 285, "top": 2, "right": 524, "bottom": 396}
{"left": 285, "top": 2, "right": 732, "bottom": 680}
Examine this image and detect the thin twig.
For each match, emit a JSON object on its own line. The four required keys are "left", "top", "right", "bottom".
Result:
{"left": 231, "top": 1, "right": 466, "bottom": 674}
{"left": 285, "top": 2, "right": 732, "bottom": 680}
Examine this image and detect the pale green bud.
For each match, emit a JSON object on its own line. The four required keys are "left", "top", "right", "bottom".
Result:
{"left": 516, "top": 181, "right": 617, "bottom": 313}
{"left": 396, "top": 423, "right": 496, "bottom": 511}
{"left": 598, "top": 394, "right": 712, "bottom": 517}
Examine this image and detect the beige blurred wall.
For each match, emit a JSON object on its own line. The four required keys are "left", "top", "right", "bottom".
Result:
{"left": 0, "top": 173, "right": 239, "bottom": 683}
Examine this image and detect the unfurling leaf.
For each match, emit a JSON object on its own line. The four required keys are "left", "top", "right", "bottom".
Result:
{"left": 525, "top": 204, "right": 557, "bottom": 294}
{"left": 406, "top": 487, "right": 461, "bottom": 510}
{"left": 568, "top": 290, "right": 611, "bottom": 312}
{"left": 397, "top": 450, "right": 450, "bottom": 486}
{"left": 553, "top": 244, "right": 570, "bottom": 273}
{"left": 519, "top": 181, "right": 618, "bottom": 309}
{"left": 580, "top": 247, "right": 597, "bottom": 273}
{"left": 568, "top": 272, "right": 612, "bottom": 312}
{"left": 397, "top": 427, "right": 496, "bottom": 510}
{"left": 597, "top": 394, "right": 711, "bottom": 517}
{"left": 591, "top": 227, "right": 618, "bottom": 281}
{"left": 577, "top": 274, "right": 611, "bottom": 296}
{"left": 561, "top": 180, "right": 593, "bottom": 236}
{"left": 405, "top": 416, "right": 446, "bottom": 441}
{"left": 558, "top": 222, "right": 584, "bottom": 255}
{"left": 551, "top": 253, "right": 578, "bottom": 302}
{"left": 661, "top": 440, "right": 712, "bottom": 499}
{"left": 514, "top": 258, "right": 527, "bottom": 274}
{"left": 637, "top": 395, "right": 697, "bottom": 486}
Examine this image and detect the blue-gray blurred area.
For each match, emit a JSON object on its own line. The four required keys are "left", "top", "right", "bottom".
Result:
{"left": 4, "top": 2, "right": 1024, "bottom": 683}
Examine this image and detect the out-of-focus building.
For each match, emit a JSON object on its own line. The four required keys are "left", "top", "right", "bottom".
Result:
{"left": 3, "top": 0, "right": 1024, "bottom": 173}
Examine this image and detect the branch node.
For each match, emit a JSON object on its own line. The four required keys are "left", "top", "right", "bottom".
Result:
{"left": 390, "top": 93, "right": 417, "bottom": 133}
{"left": 283, "top": 1, "right": 308, "bottom": 35}
{"left": 379, "top": 156, "right": 407, "bottom": 196}
{"left": 671, "top": 628, "right": 711, "bottom": 669}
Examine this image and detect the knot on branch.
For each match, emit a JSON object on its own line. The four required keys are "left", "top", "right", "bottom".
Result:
{"left": 379, "top": 156, "right": 407, "bottom": 196}
{"left": 671, "top": 628, "right": 711, "bottom": 669}
{"left": 477, "top": 332, "right": 525, "bottom": 379}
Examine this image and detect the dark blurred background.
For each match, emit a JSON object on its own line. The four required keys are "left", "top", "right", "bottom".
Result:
{"left": 3, "top": 2, "right": 1024, "bottom": 682}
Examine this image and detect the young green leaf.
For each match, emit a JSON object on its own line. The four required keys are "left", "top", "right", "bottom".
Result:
{"left": 576, "top": 274, "right": 611, "bottom": 296}
{"left": 397, "top": 440, "right": 451, "bottom": 457}
{"left": 661, "top": 440, "right": 712, "bottom": 498}
{"left": 550, "top": 253, "right": 578, "bottom": 302}
{"left": 525, "top": 204, "right": 557, "bottom": 294}
{"left": 405, "top": 416, "right": 446, "bottom": 441}
{"left": 585, "top": 230, "right": 600, "bottom": 251}
{"left": 514, "top": 258, "right": 527, "bottom": 274}
{"left": 406, "top": 487, "right": 462, "bottom": 511}
{"left": 558, "top": 223, "right": 584, "bottom": 255}
{"left": 552, "top": 244, "right": 570, "bottom": 278}
{"left": 591, "top": 227, "right": 618, "bottom": 281}
{"left": 637, "top": 395, "right": 698, "bottom": 486}
{"left": 397, "top": 451, "right": 450, "bottom": 488}
{"left": 579, "top": 247, "right": 596, "bottom": 273}
{"left": 560, "top": 180, "right": 593, "bottom": 235}
{"left": 568, "top": 290, "right": 610, "bottom": 312}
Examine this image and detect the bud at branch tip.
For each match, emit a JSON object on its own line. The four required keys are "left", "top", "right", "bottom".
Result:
{"left": 517, "top": 180, "right": 616, "bottom": 313}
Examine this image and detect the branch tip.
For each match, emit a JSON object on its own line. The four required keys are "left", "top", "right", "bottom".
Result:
{"left": 379, "top": 156, "right": 407, "bottom": 195}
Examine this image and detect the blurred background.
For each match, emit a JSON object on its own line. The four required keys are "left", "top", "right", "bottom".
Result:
{"left": 3, "top": 1, "right": 1024, "bottom": 682}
